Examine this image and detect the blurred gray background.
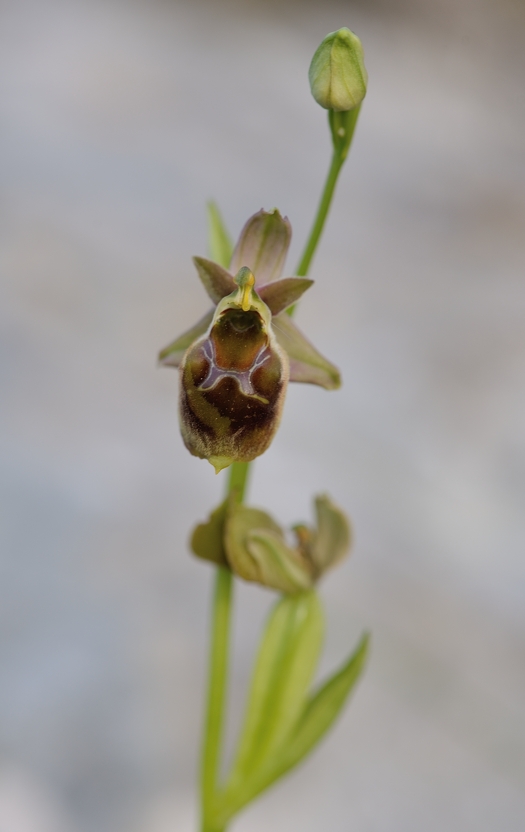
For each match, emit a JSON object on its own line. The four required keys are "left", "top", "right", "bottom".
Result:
{"left": 1, "top": 0, "right": 524, "bottom": 830}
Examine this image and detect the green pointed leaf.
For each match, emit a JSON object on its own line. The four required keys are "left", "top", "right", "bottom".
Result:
{"left": 258, "top": 277, "right": 314, "bottom": 316}
{"left": 158, "top": 309, "right": 214, "bottom": 367}
{"left": 190, "top": 499, "right": 229, "bottom": 566}
{"left": 223, "top": 633, "right": 369, "bottom": 818}
{"left": 272, "top": 312, "right": 341, "bottom": 390}
{"left": 278, "top": 632, "right": 369, "bottom": 773}
{"left": 193, "top": 256, "right": 235, "bottom": 303}
{"left": 207, "top": 201, "right": 233, "bottom": 268}
{"left": 230, "top": 209, "right": 291, "bottom": 284}
{"left": 228, "top": 592, "right": 324, "bottom": 788}
{"left": 310, "top": 494, "right": 351, "bottom": 577}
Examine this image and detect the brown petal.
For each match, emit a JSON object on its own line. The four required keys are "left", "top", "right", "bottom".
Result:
{"left": 193, "top": 256, "right": 236, "bottom": 303}
{"left": 158, "top": 309, "right": 214, "bottom": 368}
{"left": 230, "top": 209, "right": 291, "bottom": 284}
{"left": 258, "top": 277, "right": 313, "bottom": 316}
{"left": 271, "top": 313, "right": 341, "bottom": 390}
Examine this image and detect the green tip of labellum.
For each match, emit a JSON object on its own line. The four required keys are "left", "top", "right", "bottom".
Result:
{"left": 209, "top": 455, "right": 234, "bottom": 474}
{"left": 234, "top": 267, "right": 256, "bottom": 312}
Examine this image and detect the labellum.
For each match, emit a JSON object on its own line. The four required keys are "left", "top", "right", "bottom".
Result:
{"left": 180, "top": 268, "right": 289, "bottom": 473}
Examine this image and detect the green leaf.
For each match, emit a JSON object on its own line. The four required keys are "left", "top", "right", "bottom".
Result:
{"left": 228, "top": 592, "right": 324, "bottom": 788}
{"left": 207, "top": 202, "right": 233, "bottom": 268}
{"left": 190, "top": 499, "right": 229, "bottom": 567}
{"left": 278, "top": 632, "right": 369, "bottom": 772}
{"left": 221, "top": 632, "right": 369, "bottom": 820}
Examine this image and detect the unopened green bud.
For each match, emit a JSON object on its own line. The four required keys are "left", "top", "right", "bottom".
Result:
{"left": 225, "top": 505, "right": 313, "bottom": 595}
{"left": 309, "top": 27, "right": 367, "bottom": 112}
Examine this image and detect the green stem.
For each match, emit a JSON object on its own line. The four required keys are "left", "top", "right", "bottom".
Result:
{"left": 296, "top": 106, "right": 360, "bottom": 278}
{"left": 200, "top": 103, "right": 361, "bottom": 832}
{"left": 200, "top": 462, "right": 251, "bottom": 832}
{"left": 296, "top": 151, "right": 343, "bottom": 278}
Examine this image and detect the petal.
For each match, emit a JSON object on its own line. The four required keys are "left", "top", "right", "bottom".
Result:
{"left": 271, "top": 313, "right": 341, "bottom": 390}
{"left": 258, "top": 277, "right": 313, "bottom": 316}
{"left": 310, "top": 495, "right": 351, "bottom": 576}
{"left": 158, "top": 309, "right": 214, "bottom": 367}
{"left": 225, "top": 505, "right": 282, "bottom": 584}
{"left": 230, "top": 209, "right": 291, "bottom": 284}
{"left": 193, "top": 256, "right": 236, "bottom": 303}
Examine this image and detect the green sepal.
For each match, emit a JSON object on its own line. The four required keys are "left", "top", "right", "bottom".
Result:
{"left": 229, "top": 209, "right": 291, "bottom": 284}
{"left": 158, "top": 308, "right": 214, "bottom": 367}
{"left": 225, "top": 505, "right": 312, "bottom": 594}
{"left": 272, "top": 312, "right": 341, "bottom": 390}
{"left": 309, "top": 494, "right": 351, "bottom": 577}
{"left": 190, "top": 499, "right": 230, "bottom": 567}
{"left": 228, "top": 591, "right": 324, "bottom": 786}
{"left": 207, "top": 201, "right": 233, "bottom": 268}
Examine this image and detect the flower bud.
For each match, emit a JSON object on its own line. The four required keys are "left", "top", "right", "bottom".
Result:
{"left": 309, "top": 27, "right": 367, "bottom": 112}
{"left": 225, "top": 505, "right": 313, "bottom": 595}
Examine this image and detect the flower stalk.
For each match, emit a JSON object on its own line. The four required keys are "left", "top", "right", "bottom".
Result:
{"left": 199, "top": 97, "right": 359, "bottom": 826}
{"left": 159, "top": 26, "right": 370, "bottom": 832}
{"left": 296, "top": 104, "right": 361, "bottom": 278}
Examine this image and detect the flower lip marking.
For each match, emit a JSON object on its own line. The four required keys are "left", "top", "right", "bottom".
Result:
{"left": 198, "top": 338, "right": 271, "bottom": 403}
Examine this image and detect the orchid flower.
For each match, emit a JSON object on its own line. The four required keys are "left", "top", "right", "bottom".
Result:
{"left": 159, "top": 209, "right": 340, "bottom": 472}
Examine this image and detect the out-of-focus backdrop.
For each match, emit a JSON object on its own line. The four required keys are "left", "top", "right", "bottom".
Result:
{"left": 1, "top": 0, "right": 524, "bottom": 830}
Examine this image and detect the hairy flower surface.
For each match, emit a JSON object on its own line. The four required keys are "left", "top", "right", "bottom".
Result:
{"left": 159, "top": 209, "right": 340, "bottom": 472}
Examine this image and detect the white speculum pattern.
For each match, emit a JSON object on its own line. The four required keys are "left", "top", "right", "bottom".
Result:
{"left": 198, "top": 339, "right": 272, "bottom": 403}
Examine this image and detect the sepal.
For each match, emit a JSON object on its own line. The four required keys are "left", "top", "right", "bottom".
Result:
{"left": 190, "top": 499, "right": 229, "bottom": 566}
{"left": 230, "top": 209, "right": 291, "bottom": 284}
{"left": 158, "top": 309, "right": 214, "bottom": 367}
{"left": 225, "top": 505, "right": 313, "bottom": 594}
{"left": 300, "top": 494, "right": 351, "bottom": 579}
{"left": 272, "top": 312, "right": 341, "bottom": 389}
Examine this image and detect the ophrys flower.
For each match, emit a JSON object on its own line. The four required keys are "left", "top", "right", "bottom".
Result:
{"left": 159, "top": 209, "right": 340, "bottom": 472}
